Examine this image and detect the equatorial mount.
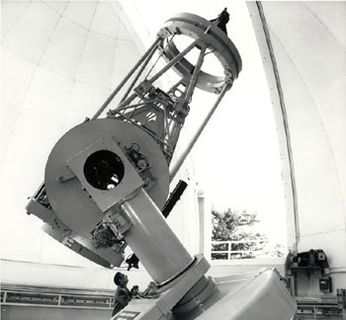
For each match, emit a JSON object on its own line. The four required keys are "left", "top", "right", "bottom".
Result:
{"left": 26, "top": 11, "right": 243, "bottom": 320}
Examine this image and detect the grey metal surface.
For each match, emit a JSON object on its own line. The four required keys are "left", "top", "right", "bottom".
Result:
{"left": 159, "top": 12, "right": 242, "bottom": 93}
{"left": 45, "top": 118, "right": 169, "bottom": 239}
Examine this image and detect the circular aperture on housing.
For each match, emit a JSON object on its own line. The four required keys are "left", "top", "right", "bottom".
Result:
{"left": 83, "top": 150, "right": 125, "bottom": 190}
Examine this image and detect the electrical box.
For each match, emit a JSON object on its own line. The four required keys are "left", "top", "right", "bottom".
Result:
{"left": 319, "top": 275, "right": 332, "bottom": 292}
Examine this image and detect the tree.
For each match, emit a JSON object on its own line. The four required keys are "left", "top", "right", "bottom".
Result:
{"left": 211, "top": 209, "right": 259, "bottom": 241}
{"left": 211, "top": 208, "right": 267, "bottom": 260}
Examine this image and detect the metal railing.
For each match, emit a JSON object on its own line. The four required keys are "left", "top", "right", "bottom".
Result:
{"left": 211, "top": 239, "right": 268, "bottom": 260}
{"left": 0, "top": 285, "right": 114, "bottom": 309}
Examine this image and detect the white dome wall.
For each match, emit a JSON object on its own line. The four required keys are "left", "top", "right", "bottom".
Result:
{"left": 1, "top": 1, "right": 145, "bottom": 266}
{"left": 248, "top": 1, "right": 346, "bottom": 285}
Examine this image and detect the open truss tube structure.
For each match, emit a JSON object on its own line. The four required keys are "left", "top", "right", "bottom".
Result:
{"left": 26, "top": 12, "right": 242, "bottom": 279}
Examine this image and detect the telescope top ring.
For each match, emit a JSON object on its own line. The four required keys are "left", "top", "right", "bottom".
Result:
{"left": 158, "top": 12, "right": 242, "bottom": 93}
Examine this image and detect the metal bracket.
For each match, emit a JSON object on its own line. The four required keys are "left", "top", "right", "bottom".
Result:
{"left": 66, "top": 136, "right": 144, "bottom": 213}
{"left": 56, "top": 165, "right": 75, "bottom": 183}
